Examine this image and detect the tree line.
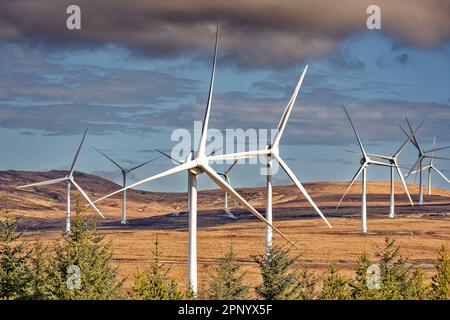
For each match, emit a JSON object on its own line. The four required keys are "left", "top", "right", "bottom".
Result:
{"left": 0, "top": 203, "right": 448, "bottom": 300}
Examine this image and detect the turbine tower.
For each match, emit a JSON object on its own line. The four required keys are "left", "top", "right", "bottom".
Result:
{"left": 336, "top": 106, "right": 395, "bottom": 234}
{"left": 217, "top": 160, "right": 238, "bottom": 217}
{"left": 206, "top": 65, "right": 332, "bottom": 253}
{"left": 409, "top": 138, "right": 450, "bottom": 195}
{"left": 401, "top": 118, "right": 450, "bottom": 205}
{"left": 93, "top": 24, "right": 294, "bottom": 294}
{"left": 17, "top": 129, "right": 105, "bottom": 234}
{"left": 92, "top": 146, "right": 160, "bottom": 224}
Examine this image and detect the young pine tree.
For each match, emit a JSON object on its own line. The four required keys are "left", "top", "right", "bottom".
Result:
{"left": 430, "top": 245, "right": 450, "bottom": 300}
{"left": 350, "top": 252, "right": 379, "bottom": 300}
{"left": 132, "top": 236, "right": 184, "bottom": 300}
{"left": 319, "top": 266, "right": 350, "bottom": 300}
{"left": 47, "top": 202, "right": 122, "bottom": 300}
{"left": 27, "top": 241, "right": 52, "bottom": 299}
{"left": 295, "top": 268, "right": 318, "bottom": 300}
{"left": 0, "top": 210, "right": 30, "bottom": 300}
{"left": 404, "top": 268, "right": 428, "bottom": 300}
{"left": 253, "top": 245, "right": 299, "bottom": 300}
{"left": 205, "top": 245, "right": 249, "bottom": 300}
{"left": 376, "top": 238, "right": 412, "bottom": 300}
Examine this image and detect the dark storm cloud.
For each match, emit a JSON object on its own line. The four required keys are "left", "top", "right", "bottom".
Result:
{"left": 0, "top": 0, "right": 449, "bottom": 68}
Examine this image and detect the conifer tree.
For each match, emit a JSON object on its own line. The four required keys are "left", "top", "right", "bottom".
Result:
{"left": 253, "top": 245, "right": 299, "bottom": 300}
{"left": 405, "top": 268, "right": 428, "bottom": 300}
{"left": 319, "top": 266, "right": 350, "bottom": 300}
{"left": 295, "top": 268, "right": 317, "bottom": 300}
{"left": 132, "top": 236, "right": 184, "bottom": 300}
{"left": 47, "top": 202, "right": 122, "bottom": 300}
{"left": 376, "top": 238, "right": 411, "bottom": 300}
{"left": 27, "top": 241, "right": 52, "bottom": 299}
{"left": 430, "top": 245, "right": 450, "bottom": 300}
{"left": 350, "top": 252, "right": 379, "bottom": 299}
{"left": 205, "top": 245, "right": 249, "bottom": 300}
{"left": 0, "top": 209, "right": 30, "bottom": 299}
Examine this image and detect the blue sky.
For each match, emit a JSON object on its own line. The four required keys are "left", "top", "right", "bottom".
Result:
{"left": 0, "top": 2, "right": 449, "bottom": 192}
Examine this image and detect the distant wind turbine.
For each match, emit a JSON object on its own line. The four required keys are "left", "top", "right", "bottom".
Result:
{"left": 401, "top": 119, "right": 450, "bottom": 204}
{"left": 17, "top": 129, "right": 105, "bottom": 234}
{"left": 336, "top": 106, "right": 396, "bottom": 233}
{"left": 217, "top": 160, "right": 239, "bottom": 218}
{"left": 92, "top": 146, "right": 161, "bottom": 224}
{"left": 408, "top": 137, "right": 450, "bottom": 195}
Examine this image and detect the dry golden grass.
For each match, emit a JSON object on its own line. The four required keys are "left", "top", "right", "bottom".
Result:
{"left": 6, "top": 175, "right": 448, "bottom": 292}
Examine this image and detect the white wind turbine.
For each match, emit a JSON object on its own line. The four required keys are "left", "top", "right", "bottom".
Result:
{"left": 408, "top": 137, "right": 450, "bottom": 196}
{"left": 93, "top": 24, "right": 294, "bottom": 294}
{"left": 205, "top": 64, "right": 332, "bottom": 253}
{"left": 336, "top": 106, "right": 396, "bottom": 233}
{"left": 92, "top": 146, "right": 161, "bottom": 224}
{"left": 17, "top": 129, "right": 105, "bottom": 234}
{"left": 217, "top": 160, "right": 239, "bottom": 218}
{"left": 348, "top": 122, "right": 422, "bottom": 218}
{"left": 401, "top": 119, "right": 450, "bottom": 205}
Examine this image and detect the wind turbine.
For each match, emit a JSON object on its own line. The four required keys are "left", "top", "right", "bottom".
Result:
{"left": 92, "top": 146, "right": 161, "bottom": 224}
{"left": 217, "top": 160, "right": 239, "bottom": 218}
{"left": 401, "top": 119, "right": 450, "bottom": 205}
{"left": 357, "top": 122, "right": 423, "bottom": 218}
{"left": 336, "top": 106, "right": 395, "bottom": 234}
{"left": 408, "top": 137, "right": 450, "bottom": 196}
{"left": 205, "top": 64, "right": 333, "bottom": 253}
{"left": 17, "top": 129, "right": 105, "bottom": 234}
{"left": 93, "top": 24, "right": 294, "bottom": 294}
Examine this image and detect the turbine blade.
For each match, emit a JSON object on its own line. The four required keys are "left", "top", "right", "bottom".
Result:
{"left": 128, "top": 156, "right": 162, "bottom": 172}
{"left": 405, "top": 117, "right": 423, "bottom": 154}
{"left": 207, "top": 146, "right": 223, "bottom": 157}
{"left": 201, "top": 163, "right": 297, "bottom": 248}
{"left": 394, "top": 120, "right": 424, "bottom": 157}
{"left": 342, "top": 106, "right": 366, "bottom": 157}
{"left": 399, "top": 125, "right": 419, "bottom": 150}
{"left": 224, "top": 160, "right": 238, "bottom": 174}
{"left": 426, "top": 156, "right": 450, "bottom": 161}
{"left": 155, "top": 149, "right": 183, "bottom": 164}
{"left": 368, "top": 160, "right": 395, "bottom": 167}
{"left": 207, "top": 149, "right": 270, "bottom": 162}
{"left": 433, "top": 167, "right": 450, "bottom": 184}
{"left": 70, "top": 179, "right": 105, "bottom": 219}
{"left": 367, "top": 153, "right": 393, "bottom": 161}
{"left": 91, "top": 146, "right": 125, "bottom": 171}
{"left": 406, "top": 157, "right": 422, "bottom": 179}
{"left": 197, "top": 22, "right": 219, "bottom": 156}
{"left": 274, "top": 154, "right": 332, "bottom": 228}
{"left": 16, "top": 176, "right": 68, "bottom": 189}
{"left": 93, "top": 160, "right": 197, "bottom": 204}
{"left": 393, "top": 159, "right": 414, "bottom": 206}
{"left": 425, "top": 145, "right": 450, "bottom": 154}
{"left": 272, "top": 65, "right": 308, "bottom": 148}
{"left": 69, "top": 129, "right": 88, "bottom": 175}
{"left": 336, "top": 163, "right": 366, "bottom": 209}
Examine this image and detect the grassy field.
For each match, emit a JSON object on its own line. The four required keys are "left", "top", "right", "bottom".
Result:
{"left": 5, "top": 172, "right": 447, "bottom": 292}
